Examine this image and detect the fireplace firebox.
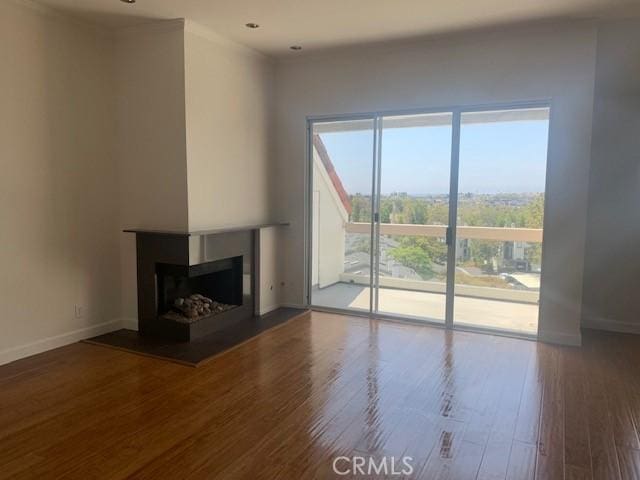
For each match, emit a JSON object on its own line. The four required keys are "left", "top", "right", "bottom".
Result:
{"left": 156, "top": 256, "right": 243, "bottom": 323}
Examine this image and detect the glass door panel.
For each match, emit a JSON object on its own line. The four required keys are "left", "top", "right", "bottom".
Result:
{"left": 453, "top": 108, "right": 550, "bottom": 335}
{"left": 310, "top": 118, "right": 376, "bottom": 313}
{"left": 375, "top": 113, "right": 453, "bottom": 323}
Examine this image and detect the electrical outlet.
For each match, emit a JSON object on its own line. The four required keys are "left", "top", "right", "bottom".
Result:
{"left": 74, "top": 305, "right": 84, "bottom": 319}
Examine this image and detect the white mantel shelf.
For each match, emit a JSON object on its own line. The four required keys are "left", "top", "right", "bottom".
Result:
{"left": 123, "top": 222, "right": 290, "bottom": 237}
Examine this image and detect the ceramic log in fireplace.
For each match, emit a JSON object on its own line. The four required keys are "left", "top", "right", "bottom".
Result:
{"left": 125, "top": 224, "right": 284, "bottom": 342}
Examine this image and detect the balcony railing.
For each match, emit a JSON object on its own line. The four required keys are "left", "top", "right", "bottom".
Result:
{"left": 345, "top": 222, "right": 543, "bottom": 242}
{"left": 339, "top": 222, "right": 542, "bottom": 304}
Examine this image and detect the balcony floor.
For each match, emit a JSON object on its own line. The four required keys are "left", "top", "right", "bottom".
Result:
{"left": 312, "top": 282, "right": 538, "bottom": 335}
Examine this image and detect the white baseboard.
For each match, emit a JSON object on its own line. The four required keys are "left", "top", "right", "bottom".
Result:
{"left": 538, "top": 330, "right": 582, "bottom": 347}
{"left": 0, "top": 319, "right": 124, "bottom": 366}
{"left": 582, "top": 315, "right": 640, "bottom": 335}
{"left": 121, "top": 318, "right": 139, "bottom": 331}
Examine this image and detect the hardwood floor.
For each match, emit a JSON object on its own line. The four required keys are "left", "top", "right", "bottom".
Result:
{"left": 1, "top": 311, "right": 640, "bottom": 479}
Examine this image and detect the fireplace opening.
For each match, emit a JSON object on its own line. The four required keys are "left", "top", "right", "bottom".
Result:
{"left": 156, "top": 256, "right": 243, "bottom": 324}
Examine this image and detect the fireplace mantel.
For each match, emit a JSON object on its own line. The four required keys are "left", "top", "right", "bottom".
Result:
{"left": 123, "top": 221, "right": 289, "bottom": 237}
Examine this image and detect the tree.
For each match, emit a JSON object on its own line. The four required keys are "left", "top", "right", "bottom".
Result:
{"left": 350, "top": 194, "right": 371, "bottom": 222}
{"left": 388, "top": 245, "right": 434, "bottom": 277}
{"left": 522, "top": 194, "right": 544, "bottom": 228}
{"left": 469, "top": 240, "right": 501, "bottom": 273}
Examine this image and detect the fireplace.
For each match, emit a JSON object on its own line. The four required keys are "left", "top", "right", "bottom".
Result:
{"left": 156, "top": 256, "right": 243, "bottom": 323}
{"left": 126, "top": 228, "right": 257, "bottom": 342}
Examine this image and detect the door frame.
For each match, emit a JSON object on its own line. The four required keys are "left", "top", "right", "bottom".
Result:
{"left": 305, "top": 99, "right": 552, "bottom": 338}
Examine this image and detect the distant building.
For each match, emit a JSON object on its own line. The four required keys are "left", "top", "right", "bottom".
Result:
{"left": 503, "top": 241, "right": 531, "bottom": 271}
{"left": 456, "top": 238, "right": 470, "bottom": 261}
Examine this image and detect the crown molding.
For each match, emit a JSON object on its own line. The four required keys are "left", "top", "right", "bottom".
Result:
{"left": 114, "top": 18, "right": 185, "bottom": 38}
{"left": 184, "top": 19, "right": 272, "bottom": 62}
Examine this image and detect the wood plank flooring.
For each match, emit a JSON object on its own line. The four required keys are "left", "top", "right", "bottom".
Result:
{"left": 1, "top": 311, "right": 640, "bottom": 479}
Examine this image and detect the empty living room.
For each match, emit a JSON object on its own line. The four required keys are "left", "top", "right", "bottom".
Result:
{"left": 2, "top": 0, "right": 640, "bottom": 478}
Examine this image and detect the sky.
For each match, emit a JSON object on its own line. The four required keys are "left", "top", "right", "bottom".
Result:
{"left": 318, "top": 119, "right": 550, "bottom": 196}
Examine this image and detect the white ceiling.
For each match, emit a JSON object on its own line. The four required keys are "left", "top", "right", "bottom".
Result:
{"left": 35, "top": 0, "right": 640, "bottom": 57}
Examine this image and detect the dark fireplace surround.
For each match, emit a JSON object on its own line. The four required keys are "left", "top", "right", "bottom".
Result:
{"left": 130, "top": 229, "right": 256, "bottom": 342}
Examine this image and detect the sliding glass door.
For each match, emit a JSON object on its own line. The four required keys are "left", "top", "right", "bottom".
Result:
{"left": 375, "top": 113, "right": 453, "bottom": 323}
{"left": 309, "top": 104, "right": 549, "bottom": 337}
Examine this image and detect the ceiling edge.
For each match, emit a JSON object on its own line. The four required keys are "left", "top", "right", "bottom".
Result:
{"left": 184, "top": 19, "right": 273, "bottom": 61}
{"left": 7, "top": 0, "right": 112, "bottom": 35}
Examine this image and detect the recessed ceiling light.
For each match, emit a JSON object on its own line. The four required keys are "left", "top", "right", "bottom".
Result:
{"left": 290, "top": 45, "right": 302, "bottom": 51}
{"left": 245, "top": 23, "right": 260, "bottom": 29}
{"left": 120, "top": 0, "right": 135, "bottom": 3}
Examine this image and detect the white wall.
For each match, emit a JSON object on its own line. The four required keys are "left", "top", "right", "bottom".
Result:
{"left": 114, "top": 20, "right": 189, "bottom": 322}
{"left": 184, "top": 22, "right": 275, "bottom": 230}
{"left": 0, "top": 1, "right": 121, "bottom": 362}
{"left": 275, "top": 22, "right": 599, "bottom": 345}
{"left": 582, "top": 20, "right": 640, "bottom": 334}
{"left": 115, "top": 20, "right": 189, "bottom": 232}
{"left": 312, "top": 152, "right": 348, "bottom": 288}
